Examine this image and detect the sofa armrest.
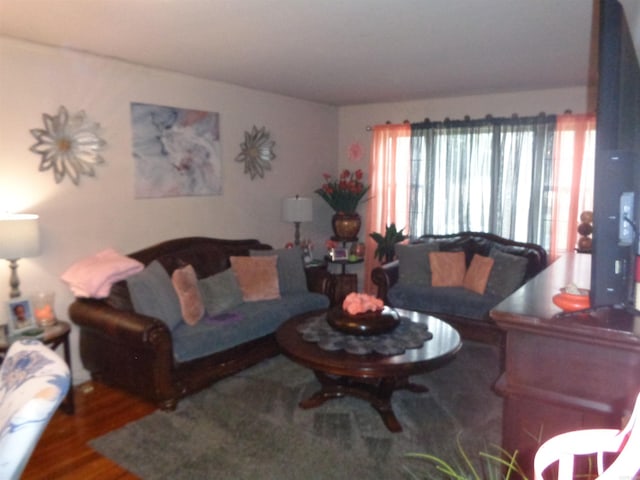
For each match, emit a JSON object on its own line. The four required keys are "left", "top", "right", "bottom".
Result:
{"left": 69, "top": 298, "right": 172, "bottom": 349}
{"left": 371, "top": 260, "right": 399, "bottom": 304}
{"left": 69, "top": 298, "right": 178, "bottom": 409}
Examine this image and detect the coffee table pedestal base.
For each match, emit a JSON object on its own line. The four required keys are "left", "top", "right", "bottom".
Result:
{"left": 299, "top": 370, "right": 428, "bottom": 433}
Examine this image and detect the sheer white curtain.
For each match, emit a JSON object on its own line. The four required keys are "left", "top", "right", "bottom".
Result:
{"left": 409, "top": 115, "right": 556, "bottom": 248}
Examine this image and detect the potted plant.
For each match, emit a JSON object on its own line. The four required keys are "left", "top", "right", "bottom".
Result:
{"left": 315, "top": 169, "right": 370, "bottom": 239}
{"left": 369, "top": 223, "right": 407, "bottom": 263}
{"left": 404, "top": 439, "right": 529, "bottom": 480}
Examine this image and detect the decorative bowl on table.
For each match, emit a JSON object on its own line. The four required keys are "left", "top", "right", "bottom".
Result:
{"left": 552, "top": 286, "right": 590, "bottom": 312}
{"left": 327, "top": 305, "right": 400, "bottom": 336}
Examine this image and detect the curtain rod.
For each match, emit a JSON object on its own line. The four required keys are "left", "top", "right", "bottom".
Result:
{"left": 365, "top": 120, "right": 409, "bottom": 131}
{"left": 364, "top": 110, "right": 574, "bottom": 131}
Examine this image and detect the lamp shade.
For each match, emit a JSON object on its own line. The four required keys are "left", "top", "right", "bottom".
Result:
{"left": 0, "top": 214, "right": 41, "bottom": 260}
{"left": 282, "top": 196, "right": 312, "bottom": 223}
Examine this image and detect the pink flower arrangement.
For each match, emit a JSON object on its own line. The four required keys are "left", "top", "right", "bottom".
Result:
{"left": 315, "top": 169, "right": 370, "bottom": 214}
{"left": 325, "top": 239, "right": 338, "bottom": 250}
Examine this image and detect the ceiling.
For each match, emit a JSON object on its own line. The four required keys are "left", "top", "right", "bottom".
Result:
{"left": 0, "top": 0, "right": 607, "bottom": 106}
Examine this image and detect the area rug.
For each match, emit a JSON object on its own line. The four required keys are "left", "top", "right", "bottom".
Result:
{"left": 90, "top": 341, "right": 502, "bottom": 479}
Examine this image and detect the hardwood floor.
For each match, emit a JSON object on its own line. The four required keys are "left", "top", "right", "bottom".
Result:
{"left": 22, "top": 381, "right": 156, "bottom": 480}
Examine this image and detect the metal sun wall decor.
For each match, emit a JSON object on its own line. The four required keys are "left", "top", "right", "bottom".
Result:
{"left": 131, "top": 102, "right": 222, "bottom": 198}
{"left": 235, "top": 125, "right": 276, "bottom": 179}
{"left": 29, "top": 106, "right": 107, "bottom": 185}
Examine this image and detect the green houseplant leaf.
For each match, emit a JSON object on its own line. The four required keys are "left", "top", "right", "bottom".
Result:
{"left": 404, "top": 436, "right": 529, "bottom": 480}
{"left": 369, "top": 223, "right": 407, "bottom": 263}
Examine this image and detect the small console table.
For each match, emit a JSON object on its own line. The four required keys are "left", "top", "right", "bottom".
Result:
{"left": 490, "top": 253, "right": 640, "bottom": 476}
{"left": 324, "top": 236, "right": 364, "bottom": 306}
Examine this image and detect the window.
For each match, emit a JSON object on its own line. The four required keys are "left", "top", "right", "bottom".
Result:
{"left": 410, "top": 115, "right": 556, "bottom": 248}
{"left": 365, "top": 114, "right": 595, "bottom": 290}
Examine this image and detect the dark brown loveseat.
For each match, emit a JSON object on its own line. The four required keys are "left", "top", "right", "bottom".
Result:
{"left": 371, "top": 231, "right": 547, "bottom": 344}
{"left": 69, "top": 237, "right": 332, "bottom": 410}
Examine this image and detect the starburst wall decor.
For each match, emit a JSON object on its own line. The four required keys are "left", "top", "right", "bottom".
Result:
{"left": 29, "top": 106, "right": 107, "bottom": 185}
{"left": 235, "top": 126, "right": 276, "bottom": 180}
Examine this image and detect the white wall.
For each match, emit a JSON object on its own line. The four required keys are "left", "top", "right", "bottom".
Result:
{"left": 0, "top": 37, "right": 338, "bottom": 382}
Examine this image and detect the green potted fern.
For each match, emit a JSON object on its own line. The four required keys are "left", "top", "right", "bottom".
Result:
{"left": 369, "top": 223, "right": 407, "bottom": 263}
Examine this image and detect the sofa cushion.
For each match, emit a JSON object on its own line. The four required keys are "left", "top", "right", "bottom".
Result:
{"left": 171, "top": 292, "right": 328, "bottom": 362}
{"left": 395, "top": 243, "right": 439, "bottom": 286}
{"left": 230, "top": 256, "right": 280, "bottom": 301}
{"left": 388, "top": 284, "right": 502, "bottom": 320}
{"left": 486, "top": 249, "right": 528, "bottom": 298}
{"left": 171, "top": 264, "right": 204, "bottom": 326}
{"left": 463, "top": 254, "right": 495, "bottom": 294}
{"left": 429, "top": 251, "right": 466, "bottom": 287}
{"left": 273, "top": 292, "right": 329, "bottom": 317}
{"left": 126, "top": 260, "right": 182, "bottom": 330}
{"left": 198, "top": 268, "right": 244, "bottom": 316}
{"left": 250, "top": 247, "right": 308, "bottom": 294}
{"left": 172, "top": 301, "right": 289, "bottom": 362}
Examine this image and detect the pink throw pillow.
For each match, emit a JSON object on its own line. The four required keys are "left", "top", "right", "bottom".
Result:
{"left": 230, "top": 256, "right": 280, "bottom": 302}
{"left": 171, "top": 264, "right": 204, "bottom": 326}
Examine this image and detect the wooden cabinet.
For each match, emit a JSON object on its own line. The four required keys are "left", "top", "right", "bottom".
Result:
{"left": 490, "top": 253, "right": 640, "bottom": 476}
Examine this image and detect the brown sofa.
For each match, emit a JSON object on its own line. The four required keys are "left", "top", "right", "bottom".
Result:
{"left": 371, "top": 231, "right": 547, "bottom": 344}
{"left": 69, "top": 237, "right": 332, "bottom": 410}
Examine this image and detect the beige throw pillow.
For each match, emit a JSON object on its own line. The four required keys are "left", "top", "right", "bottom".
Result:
{"left": 230, "top": 256, "right": 280, "bottom": 302}
{"left": 429, "top": 251, "right": 466, "bottom": 287}
{"left": 463, "top": 254, "right": 495, "bottom": 294}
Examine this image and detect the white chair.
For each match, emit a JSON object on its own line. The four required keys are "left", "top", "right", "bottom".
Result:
{"left": 0, "top": 339, "right": 70, "bottom": 480}
{"left": 534, "top": 392, "right": 640, "bottom": 480}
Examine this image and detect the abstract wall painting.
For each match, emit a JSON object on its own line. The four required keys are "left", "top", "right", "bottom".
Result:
{"left": 131, "top": 102, "right": 222, "bottom": 198}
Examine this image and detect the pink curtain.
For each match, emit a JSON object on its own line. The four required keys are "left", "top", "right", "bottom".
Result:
{"left": 364, "top": 124, "right": 411, "bottom": 294}
{"left": 549, "top": 113, "right": 596, "bottom": 260}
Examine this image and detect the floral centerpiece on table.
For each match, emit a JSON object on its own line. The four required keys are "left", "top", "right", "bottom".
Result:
{"left": 315, "top": 169, "right": 370, "bottom": 214}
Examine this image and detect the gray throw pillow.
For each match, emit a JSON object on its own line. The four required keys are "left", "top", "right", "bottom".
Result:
{"left": 198, "top": 268, "right": 244, "bottom": 316}
{"left": 485, "top": 249, "right": 528, "bottom": 298}
{"left": 250, "top": 247, "right": 308, "bottom": 294}
{"left": 395, "top": 243, "right": 439, "bottom": 286}
{"left": 126, "top": 260, "right": 183, "bottom": 330}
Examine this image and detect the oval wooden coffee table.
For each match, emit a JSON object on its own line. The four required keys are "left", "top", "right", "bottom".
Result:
{"left": 276, "top": 308, "right": 461, "bottom": 432}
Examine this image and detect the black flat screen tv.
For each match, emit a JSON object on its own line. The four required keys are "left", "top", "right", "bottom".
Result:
{"left": 591, "top": 0, "right": 640, "bottom": 309}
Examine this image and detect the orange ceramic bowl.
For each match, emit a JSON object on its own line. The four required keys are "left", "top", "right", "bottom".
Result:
{"left": 552, "top": 288, "right": 590, "bottom": 312}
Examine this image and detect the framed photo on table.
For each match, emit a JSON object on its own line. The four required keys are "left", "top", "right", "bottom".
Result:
{"left": 330, "top": 247, "right": 348, "bottom": 261}
{"left": 7, "top": 298, "right": 36, "bottom": 335}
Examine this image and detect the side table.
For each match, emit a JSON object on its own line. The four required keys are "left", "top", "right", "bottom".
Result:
{"left": 0, "top": 320, "right": 74, "bottom": 414}
{"left": 325, "top": 257, "right": 363, "bottom": 306}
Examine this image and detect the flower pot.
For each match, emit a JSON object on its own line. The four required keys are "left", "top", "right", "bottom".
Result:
{"left": 332, "top": 213, "right": 361, "bottom": 240}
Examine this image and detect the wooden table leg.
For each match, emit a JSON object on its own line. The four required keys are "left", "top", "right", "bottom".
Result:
{"left": 59, "top": 333, "right": 75, "bottom": 414}
{"left": 299, "top": 371, "right": 428, "bottom": 433}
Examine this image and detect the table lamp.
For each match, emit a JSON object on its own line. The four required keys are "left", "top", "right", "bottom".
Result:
{"left": 0, "top": 213, "right": 41, "bottom": 298}
{"left": 282, "top": 196, "right": 312, "bottom": 246}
